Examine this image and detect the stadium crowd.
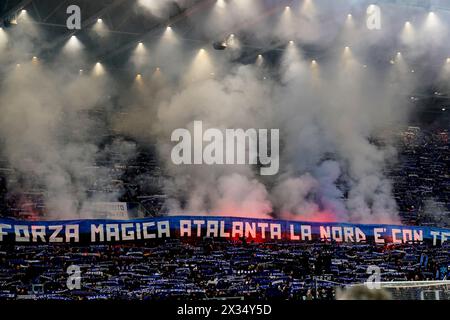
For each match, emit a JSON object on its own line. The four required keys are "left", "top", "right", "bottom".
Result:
{"left": 0, "top": 127, "right": 448, "bottom": 227}
{"left": 0, "top": 239, "right": 449, "bottom": 301}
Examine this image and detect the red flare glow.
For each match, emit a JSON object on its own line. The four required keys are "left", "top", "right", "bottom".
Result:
{"left": 280, "top": 210, "right": 339, "bottom": 223}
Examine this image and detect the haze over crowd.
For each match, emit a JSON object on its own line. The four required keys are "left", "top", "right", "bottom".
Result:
{"left": 0, "top": 0, "right": 449, "bottom": 223}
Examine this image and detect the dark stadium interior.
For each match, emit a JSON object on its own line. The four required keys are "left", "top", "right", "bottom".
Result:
{"left": 0, "top": 0, "right": 450, "bottom": 301}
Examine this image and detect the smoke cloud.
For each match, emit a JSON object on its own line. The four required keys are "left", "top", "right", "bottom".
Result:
{"left": 1, "top": 0, "right": 449, "bottom": 223}
{"left": 0, "top": 23, "right": 135, "bottom": 219}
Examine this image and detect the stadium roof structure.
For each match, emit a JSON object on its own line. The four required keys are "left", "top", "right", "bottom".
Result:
{"left": 1, "top": 0, "right": 449, "bottom": 119}
{"left": 0, "top": 0, "right": 202, "bottom": 60}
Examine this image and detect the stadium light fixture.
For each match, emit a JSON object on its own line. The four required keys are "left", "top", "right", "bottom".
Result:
{"left": 97, "top": 18, "right": 103, "bottom": 23}
{"left": 425, "top": 11, "right": 440, "bottom": 30}
{"left": 402, "top": 21, "right": 415, "bottom": 44}
{"left": 18, "top": 9, "right": 29, "bottom": 21}
{"left": 63, "top": 35, "right": 83, "bottom": 53}
{"left": 186, "top": 47, "right": 215, "bottom": 82}
{"left": 216, "top": 0, "right": 226, "bottom": 8}
{"left": 256, "top": 54, "right": 264, "bottom": 66}
{"left": 135, "top": 73, "right": 144, "bottom": 85}
{"left": 162, "top": 25, "right": 178, "bottom": 45}
{"left": 345, "top": 12, "right": 355, "bottom": 28}
{"left": 0, "top": 26, "right": 6, "bottom": 46}
{"left": 301, "top": 0, "right": 315, "bottom": 15}
{"left": 134, "top": 41, "right": 146, "bottom": 57}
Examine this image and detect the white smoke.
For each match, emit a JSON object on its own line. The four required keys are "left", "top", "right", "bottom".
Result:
{"left": 119, "top": 0, "right": 440, "bottom": 224}
{"left": 0, "top": 24, "right": 135, "bottom": 220}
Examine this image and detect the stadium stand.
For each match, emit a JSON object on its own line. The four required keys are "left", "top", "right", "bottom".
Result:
{"left": 1, "top": 127, "right": 448, "bottom": 226}
{"left": 0, "top": 239, "right": 449, "bottom": 300}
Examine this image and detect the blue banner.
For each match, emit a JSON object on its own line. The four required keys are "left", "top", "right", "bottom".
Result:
{"left": 0, "top": 216, "right": 449, "bottom": 246}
